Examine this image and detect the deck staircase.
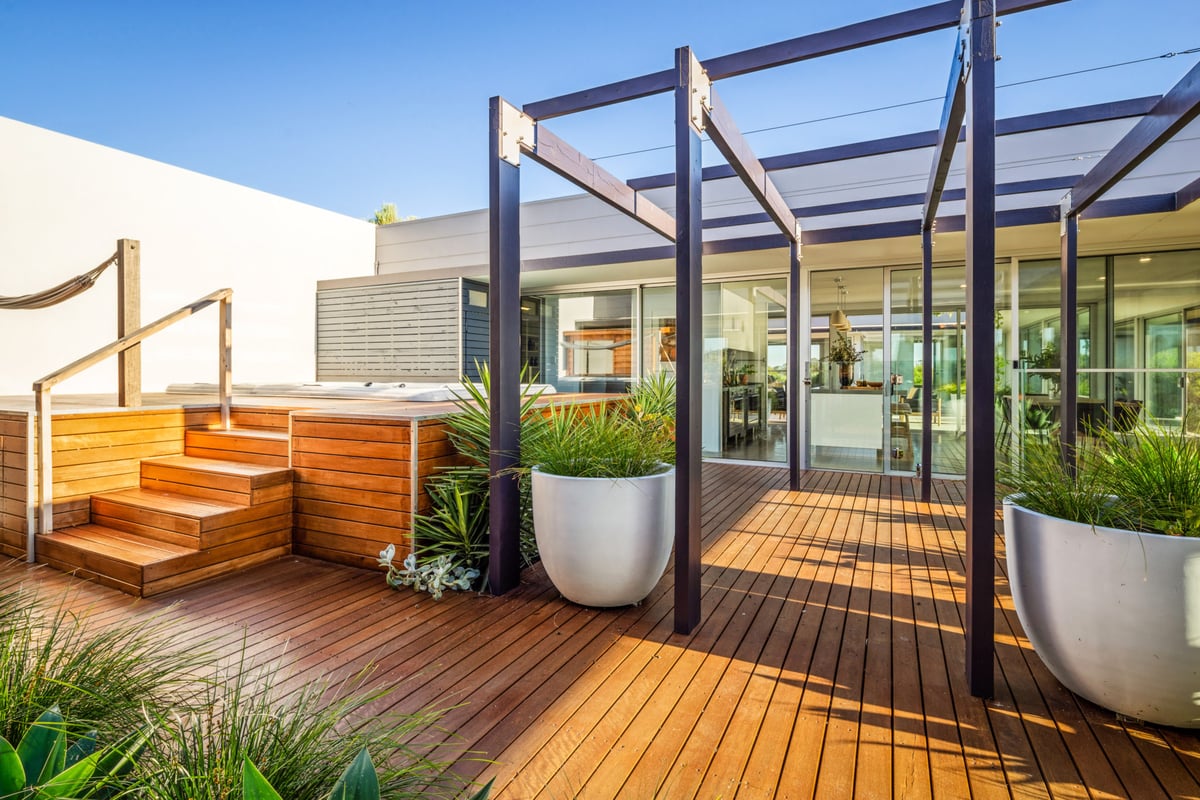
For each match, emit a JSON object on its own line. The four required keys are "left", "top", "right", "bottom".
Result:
{"left": 37, "top": 428, "right": 293, "bottom": 597}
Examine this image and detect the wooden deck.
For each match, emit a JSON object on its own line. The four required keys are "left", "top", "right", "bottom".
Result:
{"left": 8, "top": 464, "right": 1200, "bottom": 799}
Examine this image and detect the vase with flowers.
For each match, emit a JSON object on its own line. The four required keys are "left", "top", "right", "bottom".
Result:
{"left": 825, "top": 333, "right": 864, "bottom": 388}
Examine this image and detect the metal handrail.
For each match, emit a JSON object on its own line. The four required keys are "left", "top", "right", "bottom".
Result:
{"left": 30, "top": 288, "right": 232, "bottom": 554}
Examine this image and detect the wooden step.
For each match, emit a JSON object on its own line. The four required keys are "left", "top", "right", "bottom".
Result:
{"left": 37, "top": 522, "right": 290, "bottom": 598}
{"left": 90, "top": 487, "right": 292, "bottom": 549}
{"left": 36, "top": 523, "right": 193, "bottom": 596}
{"left": 140, "top": 455, "right": 292, "bottom": 506}
{"left": 185, "top": 427, "right": 290, "bottom": 467}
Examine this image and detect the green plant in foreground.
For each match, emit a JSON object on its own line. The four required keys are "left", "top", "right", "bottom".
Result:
{"left": 243, "top": 748, "right": 494, "bottom": 800}
{"left": 137, "top": 651, "right": 466, "bottom": 800}
{"left": 0, "top": 569, "right": 210, "bottom": 744}
{"left": 0, "top": 706, "right": 151, "bottom": 799}
{"left": 378, "top": 546, "right": 479, "bottom": 600}
{"left": 412, "top": 364, "right": 545, "bottom": 582}
{"left": 998, "top": 419, "right": 1200, "bottom": 536}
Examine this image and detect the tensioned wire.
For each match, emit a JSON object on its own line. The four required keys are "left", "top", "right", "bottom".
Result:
{"left": 589, "top": 45, "right": 1200, "bottom": 163}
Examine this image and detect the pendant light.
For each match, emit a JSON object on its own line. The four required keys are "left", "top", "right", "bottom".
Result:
{"left": 829, "top": 277, "right": 852, "bottom": 332}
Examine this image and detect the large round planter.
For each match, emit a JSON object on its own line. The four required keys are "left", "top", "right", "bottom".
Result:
{"left": 531, "top": 466, "right": 674, "bottom": 607}
{"left": 1003, "top": 498, "right": 1200, "bottom": 728}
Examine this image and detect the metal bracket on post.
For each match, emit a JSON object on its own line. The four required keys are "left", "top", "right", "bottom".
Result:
{"left": 1059, "top": 192, "right": 1073, "bottom": 238}
{"left": 688, "top": 53, "right": 711, "bottom": 135}
{"left": 959, "top": 8, "right": 971, "bottom": 79}
{"left": 793, "top": 220, "right": 803, "bottom": 255}
{"left": 497, "top": 99, "right": 536, "bottom": 166}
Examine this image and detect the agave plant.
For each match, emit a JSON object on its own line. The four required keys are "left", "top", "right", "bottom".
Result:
{"left": 0, "top": 707, "right": 151, "bottom": 799}
{"left": 242, "top": 748, "right": 493, "bottom": 800}
{"left": 409, "top": 363, "right": 546, "bottom": 581}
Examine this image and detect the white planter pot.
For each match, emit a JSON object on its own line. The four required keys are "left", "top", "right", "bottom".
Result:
{"left": 531, "top": 466, "right": 674, "bottom": 607}
{"left": 1004, "top": 498, "right": 1200, "bottom": 728}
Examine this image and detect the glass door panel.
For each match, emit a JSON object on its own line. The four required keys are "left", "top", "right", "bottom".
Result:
{"left": 1146, "top": 312, "right": 1182, "bottom": 425}
{"left": 889, "top": 266, "right": 968, "bottom": 476}
{"left": 808, "top": 269, "right": 885, "bottom": 472}
{"left": 889, "top": 270, "right": 923, "bottom": 473}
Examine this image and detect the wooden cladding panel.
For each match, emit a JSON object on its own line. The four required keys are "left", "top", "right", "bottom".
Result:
{"left": 185, "top": 406, "right": 294, "bottom": 432}
{"left": 45, "top": 410, "right": 189, "bottom": 512}
{"left": 292, "top": 413, "right": 415, "bottom": 568}
{"left": 0, "top": 413, "right": 29, "bottom": 547}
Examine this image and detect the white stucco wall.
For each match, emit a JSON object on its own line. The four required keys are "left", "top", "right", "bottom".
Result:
{"left": 0, "top": 117, "right": 374, "bottom": 396}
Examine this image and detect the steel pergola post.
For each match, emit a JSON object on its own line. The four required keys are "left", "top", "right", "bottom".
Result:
{"left": 673, "top": 46, "right": 704, "bottom": 634}
{"left": 488, "top": 96, "right": 523, "bottom": 595}
{"left": 963, "top": 0, "right": 997, "bottom": 699}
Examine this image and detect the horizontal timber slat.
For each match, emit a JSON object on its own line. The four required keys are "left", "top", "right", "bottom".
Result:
{"left": 291, "top": 420, "right": 411, "bottom": 443}
{"left": 11, "top": 465, "right": 1196, "bottom": 797}
{"left": 291, "top": 451, "right": 409, "bottom": 478}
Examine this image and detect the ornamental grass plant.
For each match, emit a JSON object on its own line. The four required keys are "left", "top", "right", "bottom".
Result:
{"left": 997, "top": 418, "right": 1200, "bottom": 537}
{"left": 0, "top": 568, "right": 210, "bottom": 745}
{"left": 138, "top": 653, "right": 466, "bottom": 800}
{"left": 525, "top": 400, "right": 674, "bottom": 479}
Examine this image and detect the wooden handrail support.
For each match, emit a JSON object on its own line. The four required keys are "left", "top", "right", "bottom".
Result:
{"left": 30, "top": 288, "right": 232, "bottom": 550}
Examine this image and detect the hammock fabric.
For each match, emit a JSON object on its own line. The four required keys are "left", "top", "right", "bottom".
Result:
{"left": 0, "top": 254, "right": 116, "bottom": 310}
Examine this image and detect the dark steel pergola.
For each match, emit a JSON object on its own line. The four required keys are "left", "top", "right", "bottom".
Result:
{"left": 485, "top": 0, "right": 1200, "bottom": 698}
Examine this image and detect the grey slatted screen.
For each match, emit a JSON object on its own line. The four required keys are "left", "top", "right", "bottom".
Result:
{"left": 316, "top": 279, "right": 460, "bottom": 380}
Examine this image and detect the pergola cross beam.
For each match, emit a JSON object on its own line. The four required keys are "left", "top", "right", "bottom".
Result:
{"left": 694, "top": 60, "right": 800, "bottom": 242}
{"left": 1054, "top": 57, "right": 1200, "bottom": 477}
{"left": 1068, "top": 59, "right": 1200, "bottom": 217}
{"left": 496, "top": 99, "right": 677, "bottom": 241}
{"left": 523, "top": 0, "right": 1068, "bottom": 120}
{"left": 923, "top": 24, "right": 968, "bottom": 229}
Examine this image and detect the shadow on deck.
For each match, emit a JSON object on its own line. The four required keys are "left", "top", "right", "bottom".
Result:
{"left": 6, "top": 464, "right": 1199, "bottom": 799}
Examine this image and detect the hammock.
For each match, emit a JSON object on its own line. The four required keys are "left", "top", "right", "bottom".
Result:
{"left": 0, "top": 254, "right": 116, "bottom": 310}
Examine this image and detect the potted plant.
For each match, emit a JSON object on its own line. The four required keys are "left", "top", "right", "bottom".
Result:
{"left": 824, "top": 333, "right": 863, "bottom": 388}
{"left": 1026, "top": 343, "right": 1061, "bottom": 396}
{"left": 999, "top": 422, "right": 1200, "bottom": 728}
{"left": 524, "top": 375, "right": 676, "bottom": 607}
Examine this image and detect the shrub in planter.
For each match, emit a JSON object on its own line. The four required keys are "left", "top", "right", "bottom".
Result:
{"left": 999, "top": 421, "right": 1200, "bottom": 727}
{"left": 524, "top": 384, "right": 676, "bottom": 608}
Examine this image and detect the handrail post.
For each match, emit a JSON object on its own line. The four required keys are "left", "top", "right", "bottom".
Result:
{"left": 24, "top": 412, "right": 36, "bottom": 561}
{"left": 117, "top": 239, "right": 142, "bottom": 408}
{"left": 219, "top": 295, "right": 232, "bottom": 430}
{"left": 34, "top": 388, "right": 53, "bottom": 540}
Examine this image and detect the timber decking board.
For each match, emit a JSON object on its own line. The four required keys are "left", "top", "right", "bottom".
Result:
{"left": 8, "top": 466, "right": 1200, "bottom": 799}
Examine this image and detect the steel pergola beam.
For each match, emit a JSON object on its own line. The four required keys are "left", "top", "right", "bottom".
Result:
{"left": 1175, "top": 174, "right": 1200, "bottom": 210}
{"left": 924, "top": 25, "right": 968, "bottom": 229}
{"left": 1059, "top": 195, "right": 1079, "bottom": 468}
{"left": 1068, "top": 59, "right": 1200, "bottom": 217}
{"left": 524, "top": 0, "right": 1068, "bottom": 120}
{"left": 507, "top": 103, "right": 676, "bottom": 241}
{"left": 627, "top": 95, "right": 1156, "bottom": 193}
{"left": 701, "top": 81, "right": 800, "bottom": 242}
{"left": 681, "top": 51, "right": 801, "bottom": 494}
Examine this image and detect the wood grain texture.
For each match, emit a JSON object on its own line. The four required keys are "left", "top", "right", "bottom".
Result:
{"left": 6, "top": 465, "right": 1198, "bottom": 798}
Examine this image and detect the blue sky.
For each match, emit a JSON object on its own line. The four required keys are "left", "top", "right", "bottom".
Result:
{"left": 1, "top": 0, "right": 1196, "bottom": 221}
